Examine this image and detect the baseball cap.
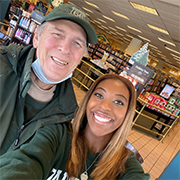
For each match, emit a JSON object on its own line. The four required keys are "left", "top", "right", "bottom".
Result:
{"left": 42, "top": 3, "right": 97, "bottom": 45}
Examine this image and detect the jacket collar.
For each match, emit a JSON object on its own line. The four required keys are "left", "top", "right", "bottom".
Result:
{"left": 19, "top": 47, "right": 36, "bottom": 98}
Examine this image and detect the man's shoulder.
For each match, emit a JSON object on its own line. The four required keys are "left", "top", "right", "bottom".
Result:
{"left": 1, "top": 44, "right": 33, "bottom": 56}
{"left": 1, "top": 44, "right": 24, "bottom": 54}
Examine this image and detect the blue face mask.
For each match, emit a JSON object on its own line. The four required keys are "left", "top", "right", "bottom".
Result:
{"left": 31, "top": 58, "right": 72, "bottom": 84}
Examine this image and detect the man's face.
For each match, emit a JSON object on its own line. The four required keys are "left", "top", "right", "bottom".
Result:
{"left": 33, "top": 19, "right": 87, "bottom": 82}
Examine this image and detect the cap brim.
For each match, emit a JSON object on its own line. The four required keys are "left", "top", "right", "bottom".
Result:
{"left": 42, "top": 15, "right": 97, "bottom": 45}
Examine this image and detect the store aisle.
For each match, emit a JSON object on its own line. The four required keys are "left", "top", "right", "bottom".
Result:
{"left": 72, "top": 83, "right": 180, "bottom": 180}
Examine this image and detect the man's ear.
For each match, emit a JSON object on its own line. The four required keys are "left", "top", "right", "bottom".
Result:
{"left": 33, "top": 28, "right": 39, "bottom": 48}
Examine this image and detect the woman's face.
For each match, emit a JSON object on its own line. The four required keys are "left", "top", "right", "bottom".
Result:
{"left": 86, "top": 79, "right": 130, "bottom": 141}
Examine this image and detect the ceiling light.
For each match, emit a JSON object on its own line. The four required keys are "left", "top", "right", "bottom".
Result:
{"left": 138, "top": 35, "right": 151, "bottom": 42}
{"left": 149, "top": 44, "right": 158, "bottom": 49}
{"left": 126, "top": 34, "right": 133, "bottom": 38}
{"left": 156, "top": 50, "right": 162, "bottom": 53}
{"left": 101, "top": 25, "right": 108, "bottom": 29}
{"left": 158, "top": 37, "right": 176, "bottom": 46}
{"left": 98, "top": 26, "right": 104, "bottom": 29}
{"left": 171, "top": 54, "right": 180, "bottom": 59}
{"left": 151, "top": 48, "right": 162, "bottom": 53}
{"left": 112, "top": 11, "right": 130, "bottom": 20}
{"left": 161, "top": 54, "right": 166, "bottom": 58}
{"left": 150, "top": 48, "right": 158, "bottom": 52}
{"left": 109, "top": 26, "right": 117, "bottom": 31}
{"left": 127, "top": 25, "right": 142, "bottom": 33}
{"left": 124, "top": 37, "right": 131, "bottom": 41}
{"left": 84, "top": 1, "right": 99, "bottom": 8}
{"left": 159, "top": 54, "right": 167, "bottom": 58}
{"left": 147, "top": 24, "right": 169, "bottom": 35}
{"left": 82, "top": 7, "right": 93, "bottom": 13}
{"left": 157, "top": 52, "right": 163, "bottom": 56}
{"left": 94, "top": 20, "right": 101, "bottom": 24}
{"left": 110, "top": 31, "right": 117, "bottom": 35}
{"left": 115, "top": 26, "right": 127, "bottom": 32}
{"left": 130, "top": 1, "right": 158, "bottom": 15}
{"left": 116, "top": 32, "right": 123, "bottom": 36}
{"left": 102, "top": 15, "right": 115, "bottom": 22}
{"left": 150, "top": 54, "right": 157, "bottom": 57}
{"left": 174, "top": 57, "right": 180, "bottom": 62}
{"left": 165, "top": 47, "right": 180, "bottom": 55}
{"left": 97, "top": 18, "right": 107, "bottom": 23}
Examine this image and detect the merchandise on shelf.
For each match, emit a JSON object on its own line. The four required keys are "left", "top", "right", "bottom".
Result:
{"left": 9, "top": 14, "right": 40, "bottom": 45}
{"left": 88, "top": 41, "right": 131, "bottom": 75}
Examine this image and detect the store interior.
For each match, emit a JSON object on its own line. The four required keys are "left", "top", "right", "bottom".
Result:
{"left": 0, "top": 0, "right": 179, "bottom": 180}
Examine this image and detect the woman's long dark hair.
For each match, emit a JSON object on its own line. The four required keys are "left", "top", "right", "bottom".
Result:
{"left": 66, "top": 74, "right": 137, "bottom": 179}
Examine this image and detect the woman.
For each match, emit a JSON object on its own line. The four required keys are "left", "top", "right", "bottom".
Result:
{"left": 0, "top": 74, "right": 150, "bottom": 180}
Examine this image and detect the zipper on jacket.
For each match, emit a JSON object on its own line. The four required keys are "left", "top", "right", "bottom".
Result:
{"left": 14, "top": 125, "right": 25, "bottom": 146}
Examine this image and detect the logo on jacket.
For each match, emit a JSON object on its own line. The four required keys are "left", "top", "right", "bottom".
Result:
{"left": 47, "top": 168, "right": 79, "bottom": 180}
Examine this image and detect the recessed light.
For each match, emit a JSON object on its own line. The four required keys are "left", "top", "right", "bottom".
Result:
{"left": 158, "top": 37, "right": 176, "bottom": 46}
{"left": 130, "top": 1, "right": 158, "bottom": 16}
{"left": 165, "top": 47, "right": 180, "bottom": 55}
{"left": 84, "top": 1, "right": 99, "bottom": 8}
{"left": 82, "top": 7, "right": 93, "bottom": 13}
{"left": 101, "top": 25, "right": 109, "bottom": 29}
{"left": 123, "top": 37, "right": 131, "bottom": 41}
{"left": 149, "top": 44, "right": 158, "bottom": 49}
{"left": 115, "top": 26, "right": 127, "bottom": 32}
{"left": 102, "top": 15, "right": 115, "bottom": 22}
{"left": 98, "top": 26, "right": 104, "bottom": 29}
{"left": 97, "top": 18, "right": 107, "bottom": 23}
{"left": 173, "top": 57, "right": 180, "bottom": 61}
{"left": 116, "top": 32, "right": 123, "bottom": 36}
{"left": 147, "top": 24, "right": 169, "bottom": 35}
{"left": 171, "top": 54, "right": 180, "bottom": 59}
{"left": 109, "top": 26, "right": 117, "bottom": 31}
{"left": 127, "top": 25, "right": 142, "bottom": 33}
{"left": 138, "top": 35, "right": 151, "bottom": 42}
{"left": 126, "top": 34, "right": 133, "bottom": 38}
{"left": 112, "top": 11, "right": 130, "bottom": 20}
{"left": 110, "top": 31, "right": 117, "bottom": 35}
{"left": 94, "top": 20, "right": 101, "bottom": 24}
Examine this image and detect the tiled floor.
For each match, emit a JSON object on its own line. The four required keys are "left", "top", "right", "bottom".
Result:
{"left": 72, "top": 82, "right": 180, "bottom": 180}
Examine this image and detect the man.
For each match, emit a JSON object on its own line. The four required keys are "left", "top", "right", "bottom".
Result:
{"left": 0, "top": 3, "right": 97, "bottom": 156}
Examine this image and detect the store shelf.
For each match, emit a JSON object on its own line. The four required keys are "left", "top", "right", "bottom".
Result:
{"left": 133, "top": 97, "right": 180, "bottom": 142}
{"left": 72, "top": 60, "right": 105, "bottom": 91}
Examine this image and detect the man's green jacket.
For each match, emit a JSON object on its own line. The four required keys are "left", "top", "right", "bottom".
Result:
{"left": 0, "top": 44, "right": 78, "bottom": 155}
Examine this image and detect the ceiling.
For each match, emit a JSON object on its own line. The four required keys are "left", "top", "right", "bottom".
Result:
{"left": 68, "top": 0, "right": 180, "bottom": 70}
